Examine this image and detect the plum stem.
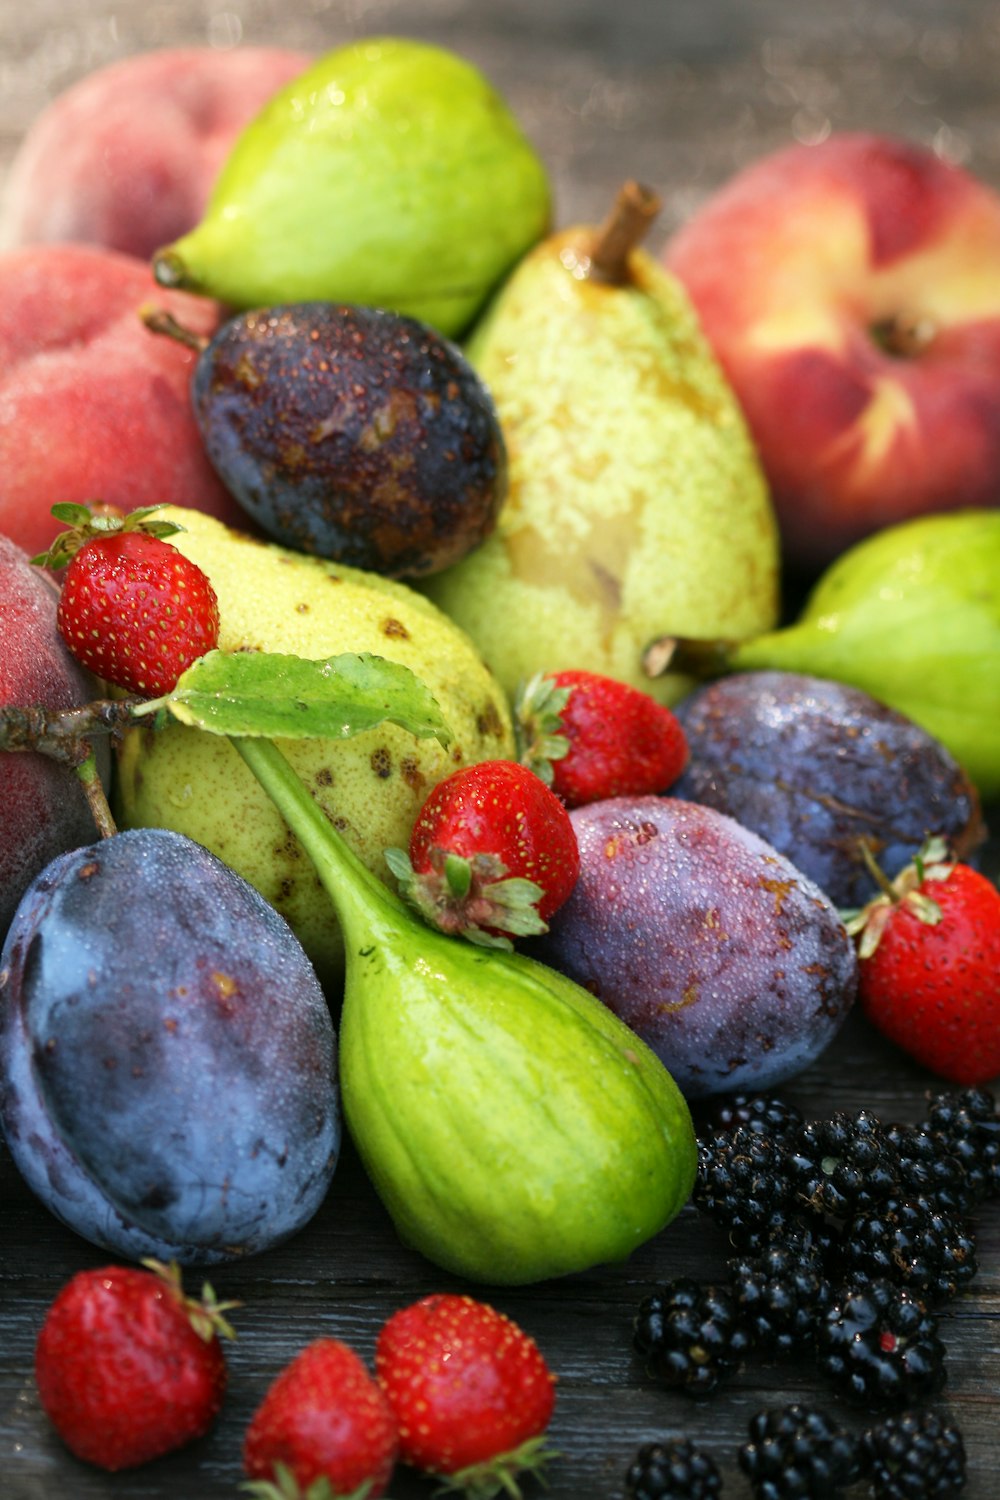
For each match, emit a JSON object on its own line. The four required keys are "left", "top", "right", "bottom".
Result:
{"left": 589, "top": 181, "right": 662, "bottom": 283}
{"left": 75, "top": 751, "right": 118, "bottom": 840}
{"left": 0, "top": 698, "right": 143, "bottom": 756}
{"left": 139, "top": 305, "right": 210, "bottom": 353}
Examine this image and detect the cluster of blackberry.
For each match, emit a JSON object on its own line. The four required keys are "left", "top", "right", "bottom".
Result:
{"left": 633, "top": 1086, "right": 997, "bottom": 1410}
{"left": 624, "top": 1405, "right": 966, "bottom": 1500}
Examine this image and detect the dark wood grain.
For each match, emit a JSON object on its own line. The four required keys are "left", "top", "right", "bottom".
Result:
{"left": 1, "top": 2, "right": 999, "bottom": 1497}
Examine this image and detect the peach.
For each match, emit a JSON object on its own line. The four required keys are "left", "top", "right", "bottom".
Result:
{"left": 0, "top": 243, "right": 248, "bottom": 557}
{"left": 664, "top": 133, "right": 1000, "bottom": 569}
{"left": 1, "top": 47, "right": 310, "bottom": 261}
{"left": 0, "top": 535, "right": 110, "bottom": 940}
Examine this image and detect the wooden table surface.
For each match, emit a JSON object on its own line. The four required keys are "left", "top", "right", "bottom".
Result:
{"left": 2, "top": 2, "right": 999, "bottom": 1497}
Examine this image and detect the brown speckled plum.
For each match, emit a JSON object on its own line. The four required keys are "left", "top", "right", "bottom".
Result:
{"left": 0, "top": 535, "right": 110, "bottom": 942}
{"left": 532, "top": 796, "right": 857, "bottom": 1098}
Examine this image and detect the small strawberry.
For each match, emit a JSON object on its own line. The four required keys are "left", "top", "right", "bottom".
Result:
{"left": 242, "top": 1338, "right": 398, "bottom": 1500}
{"left": 384, "top": 760, "right": 579, "bottom": 948}
{"left": 33, "top": 501, "right": 220, "bottom": 697}
{"left": 844, "top": 837, "right": 1000, "bottom": 1086}
{"left": 34, "top": 1259, "right": 237, "bottom": 1471}
{"left": 515, "top": 669, "right": 688, "bottom": 807}
{"left": 375, "top": 1292, "right": 557, "bottom": 1499}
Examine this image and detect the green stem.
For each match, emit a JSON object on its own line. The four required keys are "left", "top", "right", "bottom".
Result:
{"left": 229, "top": 737, "right": 410, "bottom": 934}
{"left": 75, "top": 750, "right": 118, "bottom": 840}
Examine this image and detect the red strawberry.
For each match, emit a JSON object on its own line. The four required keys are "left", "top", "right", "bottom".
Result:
{"left": 516, "top": 669, "right": 688, "bottom": 808}
{"left": 242, "top": 1338, "right": 398, "bottom": 1500}
{"left": 34, "top": 1259, "right": 236, "bottom": 1471}
{"left": 845, "top": 838, "right": 1000, "bottom": 1086}
{"left": 375, "top": 1293, "right": 557, "bottom": 1497}
{"left": 385, "top": 760, "right": 579, "bottom": 948}
{"left": 34, "top": 501, "right": 219, "bottom": 697}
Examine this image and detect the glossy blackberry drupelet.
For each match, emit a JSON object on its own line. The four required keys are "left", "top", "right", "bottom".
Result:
{"left": 624, "top": 1438, "right": 722, "bottom": 1500}
{"left": 789, "top": 1109, "right": 899, "bottom": 1218}
{"left": 695, "top": 1091, "right": 804, "bottom": 1143}
{"left": 694, "top": 1124, "right": 797, "bottom": 1250}
{"left": 728, "top": 1241, "right": 832, "bottom": 1357}
{"left": 815, "top": 1279, "right": 946, "bottom": 1410}
{"left": 861, "top": 1409, "right": 967, "bottom": 1499}
{"left": 634, "top": 1277, "right": 752, "bottom": 1398}
{"left": 884, "top": 1121, "right": 979, "bottom": 1218}
{"left": 839, "top": 1198, "right": 978, "bottom": 1303}
{"left": 0, "top": 828, "right": 340, "bottom": 1263}
{"left": 738, "top": 1403, "right": 863, "bottom": 1499}
{"left": 917, "top": 1087, "right": 1000, "bottom": 1203}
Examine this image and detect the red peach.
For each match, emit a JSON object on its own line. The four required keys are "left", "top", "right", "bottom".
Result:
{"left": 0, "top": 243, "right": 248, "bottom": 558}
{"left": 1, "top": 47, "right": 310, "bottom": 261}
{"left": 664, "top": 133, "right": 1000, "bottom": 569}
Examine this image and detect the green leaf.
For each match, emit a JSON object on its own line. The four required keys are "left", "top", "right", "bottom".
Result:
{"left": 143, "top": 650, "right": 453, "bottom": 746}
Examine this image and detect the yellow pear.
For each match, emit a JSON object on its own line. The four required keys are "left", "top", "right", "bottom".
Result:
{"left": 423, "top": 185, "right": 781, "bottom": 702}
{"left": 114, "top": 509, "right": 514, "bottom": 985}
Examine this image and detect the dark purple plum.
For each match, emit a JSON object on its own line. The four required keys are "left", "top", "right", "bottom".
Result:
{"left": 532, "top": 796, "right": 857, "bottom": 1099}
{"left": 0, "top": 827, "right": 339, "bottom": 1263}
{"left": 191, "top": 301, "right": 507, "bottom": 577}
{"left": 671, "top": 671, "right": 984, "bottom": 908}
{"left": 0, "top": 534, "right": 111, "bottom": 942}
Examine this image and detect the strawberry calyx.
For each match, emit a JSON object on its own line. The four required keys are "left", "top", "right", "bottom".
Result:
{"left": 141, "top": 1257, "right": 241, "bottom": 1344}
{"left": 842, "top": 836, "right": 955, "bottom": 959}
{"left": 31, "top": 501, "right": 184, "bottom": 571}
{"left": 242, "top": 1461, "right": 375, "bottom": 1500}
{"left": 384, "top": 845, "right": 548, "bottom": 951}
{"left": 429, "top": 1433, "right": 559, "bottom": 1500}
{"left": 513, "top": 672, "right": 572, "bottom": 787}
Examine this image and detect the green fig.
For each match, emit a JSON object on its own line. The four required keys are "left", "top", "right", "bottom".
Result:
{"left": 152, "top": 38, "right": 551, "bottom": 338}
{"left": 422, "top": 183, "right": 780, "bottom": 703}
{"left": 233, "top": 735, "right": 697, "bottom": 1284}
{"left": 727, "top": 509, "right": 1000, "bottom": 799}
{"left": 114, "top": 508, "right": 514, "bottom": 984}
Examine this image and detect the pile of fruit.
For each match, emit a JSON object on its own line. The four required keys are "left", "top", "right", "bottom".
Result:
{"left": 0, "top": 32, "right": 998, "bottom": 1499}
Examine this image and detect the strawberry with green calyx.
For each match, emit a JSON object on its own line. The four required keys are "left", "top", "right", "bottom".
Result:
{"left": 35, "top": 1258, "right": 239, "bottom": 1471}
{"left": 33, "top": 501, "right": 220, "bottom": 698}
{"left": 375, "top": 1293, "right": 558, "bottom": 1500}
{"left": 242, "top": 1338, "right": 399, "bottom": 1500}
{"left": 515, "top": 669, "right": 689, "bottom": 807}
{"left": 385, "top": 759, "right": 579, "bottom": 949}
{"left": 844, "top": 837, "right": 1000, "bottom": 1086}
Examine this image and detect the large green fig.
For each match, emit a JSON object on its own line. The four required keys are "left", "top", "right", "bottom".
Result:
{"left": 728, "top": 510, "right": 1000, "bottom": 799}
{"left": 153, "top": 38, "right": 551, "bottom": 338}
{"left": 234, "top": 737, "right": 697, "bottom": 1285}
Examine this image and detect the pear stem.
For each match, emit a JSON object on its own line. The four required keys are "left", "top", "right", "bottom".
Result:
{"left": 139, "top": 305, "right": 209, "bottom": 353}
{"left": 589, "top": 181, "right": 662, "bottom": 283}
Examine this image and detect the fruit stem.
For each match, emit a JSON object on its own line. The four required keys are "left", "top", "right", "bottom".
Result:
{"left": 589, "top": 181, "right": 662, "bottom": 283}
{"left": 75, "top": 750, "right": 118, "bottom": 839}
{"left": 139, "top": 305, "right": 209, "bottom": 353}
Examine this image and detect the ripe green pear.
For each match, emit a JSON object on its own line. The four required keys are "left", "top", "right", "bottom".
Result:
{"left": 114, "top": 509, "right": 514, "bottom": 985}
{"left": 423, "top": 208, "right": 780, "bottom": 702}
{"left": 153, "top": 37, "right": 551, "bottom": 338}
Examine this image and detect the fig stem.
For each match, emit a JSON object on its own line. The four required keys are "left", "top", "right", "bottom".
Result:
{"left": 75, "top": 750, "right": 118, "bottom": 840}
{"left": 139, "top": 305, "right": 209, "bottom": 353}
{"left": 589, "top": 181, "right": 662, "bottom": 283}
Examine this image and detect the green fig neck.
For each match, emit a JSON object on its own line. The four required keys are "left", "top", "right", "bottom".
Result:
{"left": 230, "top": 736, "right": 409, "bottom": 942}
{"left": 152, "top": 246, "right": 191, "bottom": 291}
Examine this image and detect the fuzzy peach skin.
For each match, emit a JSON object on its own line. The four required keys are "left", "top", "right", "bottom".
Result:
{"left": 664, "top": 133, "right": 1000, "bottom": 569}
{"left": 0, "top": 243, "right": 246, "bottom": 557}
{"left": 1, "top": 47, "right": 310, "bottom": 261}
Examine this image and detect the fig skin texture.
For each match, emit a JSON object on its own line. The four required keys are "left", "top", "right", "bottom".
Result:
{"left": 671, "top": 671, "right": 984, "bottom": 907}
{"left": 532, "top": 796, "right": 858, "bottom": 1099}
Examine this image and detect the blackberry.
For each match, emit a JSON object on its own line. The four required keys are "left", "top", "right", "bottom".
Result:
{"left": 694, "top": 1125, "right": 796, "bottom": 1248}
{"left": 918, "top": 1086, "right": 1000, "bottom": 1202}
{"left": 728, "top": 1241, "right": 832, "bottom": 1356}
{"left": 815, "top": 1279, "right": 946, "bottom": 1410}
{"left": 634, "top": 1277, "right": 752, "bottom": 1397}
{"left": 624, "top": 1437, "right": 722, "bottom": 1499}
{"left": 861, "top": 1409, "right": 967, "bottom": 1498}
{"left": 884, "top": 1120, "right": 978, "bottom": 1218}
{"left": 695, "top": 1090, "right": 804, "bottom": 1143}
{"left": 789, "top": 1109, "right": 899, "bottom": 1218}
{"left": 738, "top": 1403, "right": 863, "bottom": 1499}
{"left": 839, "top": 1197, "right": 978, "bottom": 1303}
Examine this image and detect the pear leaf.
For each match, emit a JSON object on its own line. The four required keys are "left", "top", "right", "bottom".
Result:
{"left": 140, "top": 649, "right": 453, "bottom": 745}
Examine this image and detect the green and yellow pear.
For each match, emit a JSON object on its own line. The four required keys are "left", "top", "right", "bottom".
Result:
{"left": 423, "top": 185, "right": 780, "bottom": 702}
{"left": 114, "top": 508, "right": 514, "bottom": 985}
{"left": 153, "top": 37, "right": 551, "bottom": 338}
